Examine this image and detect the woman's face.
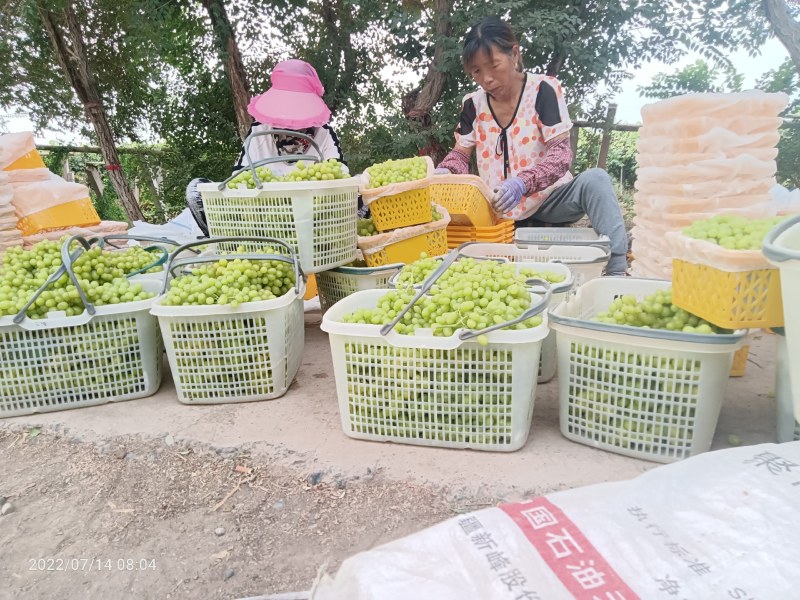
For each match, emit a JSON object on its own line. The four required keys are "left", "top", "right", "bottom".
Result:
{"left": 274, "top": 128, "right": 315, "bottom": 155}
{"left": 465, "top": 45, "right": 521, "bottom": 100}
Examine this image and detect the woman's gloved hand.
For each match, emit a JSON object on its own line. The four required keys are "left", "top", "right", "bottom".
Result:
{"left": 492, "top": 177, "right": 526, "bottom": 213}
{"left": 433, "top": 167, "right": 451, "bottom": 175}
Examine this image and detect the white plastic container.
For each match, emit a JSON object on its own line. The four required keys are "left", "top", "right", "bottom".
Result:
{"left": 198, "top": 177, "right": 359, "bottom": 274}
{"left": 150, "top": 238, "right": 306, "bottom": 405}
{"left": 775, "top": 330, "right": 800, "bottom": 443}
{"left": 321, "top": 289, "right": 550, "bottom": 452}
{"left": 0, "top": 280, "right": 163, "bottom": 418}
{"left": 316, "top": 263, "right": 403, "bottom": 314}
{"left": 549, "top": 278, "right": 746, "bottom": 463}
{"left": 763, "top": 214, "right": 800, "bottom": 423}
{"left": 514, "top": 227, "right": 611, "bottom": 250}
{"left": 458, "top": 242, "right": 609, "bottom": 287}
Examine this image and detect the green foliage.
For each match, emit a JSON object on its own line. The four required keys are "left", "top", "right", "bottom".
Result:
{"left": 4, "top": 0, "right": 798, "bottom": 229}
{"left": 758, "top": 59, "right": 800, "bottom": 189}
{"left": 638, "top": 60, "right": 743, "bottom": 99}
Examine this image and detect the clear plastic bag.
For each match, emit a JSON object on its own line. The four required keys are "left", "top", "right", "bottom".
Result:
{"left": 665, "top": 230, "right": 773, "bottom": 272}
{"left": 640, "top": 90, "right": 788, "bottom": 123}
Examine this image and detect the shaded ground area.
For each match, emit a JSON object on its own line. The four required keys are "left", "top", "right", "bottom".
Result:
{"left": 0, "top": 430, "right": 459, "bottom": 599}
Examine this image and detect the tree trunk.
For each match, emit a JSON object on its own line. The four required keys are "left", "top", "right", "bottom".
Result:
{"left": 546, "top": 52, "right": 565, "bottom": 77}
{"left": 38, "top": 3, "right": 144, "bottom": 223}
{"left": 402, "top": 0, "right": 453, "bottom": 162}
{"left": 202, "top": 0, "right": 252, "bottom": 140}
{"left": 763, "top": 0, "right": 800, "bottom": 76}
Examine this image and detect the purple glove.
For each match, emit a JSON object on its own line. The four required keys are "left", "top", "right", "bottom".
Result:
{"left": 492, "top": 177, "right": 526, "bottom": 213}
{"left": 434, "top": 167, "right": 451, "bottom": 175}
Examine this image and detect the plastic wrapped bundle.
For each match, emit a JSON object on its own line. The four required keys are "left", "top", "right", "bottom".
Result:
{"left": 631, "top": 91, "right": 788, "bottom": 279}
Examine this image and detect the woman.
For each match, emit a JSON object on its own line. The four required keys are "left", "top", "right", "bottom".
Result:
{"left": 187, "top": 59, "right": 347, "bottom": 233}
{"left": 231, "top": 59, "right": 346, "bottom": 174}
{"left": 435, "top": 17, "right": 628, "bottom": 276}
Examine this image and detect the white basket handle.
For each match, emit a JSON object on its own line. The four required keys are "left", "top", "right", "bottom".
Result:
{"left": 161, "top": 236, "right": 303, "bottom": 297}
{"left": 98, "top": 234, "right": 178, "bottom": 277}
{"left": 12, "top": 235, "right": 100, "bottom": 326}
{"left": 459, "top": 279, "right": 551, "bottom": 340}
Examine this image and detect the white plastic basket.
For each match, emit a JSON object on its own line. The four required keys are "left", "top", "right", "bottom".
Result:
{"left": 320, "top": 289, "right": 550, "bottom": 452}
{"left": 0, "top": 280, "right": 162, "bottom": 418}
{"left": 515, "top": 227, "right": 611, "bottom": 250}
{"left": 775, "top": 330, "right": 800, "bottom": 443}
{"left": 150, "top": 238, "right": 305, "bottom": 405}
{"left": 198, "top": 177, "right": 359, "bottom": 274}
{"left": 458, "top": 242, "right": 609, "bottom": 287}
{"left": 316, "top": 263, "right": 404, "bottom": 314}
{"left": 763, "top": 215, "right": 800, "bottom": 422}
{"left": 549, "top": 278, "right": 746, "bottom": 463}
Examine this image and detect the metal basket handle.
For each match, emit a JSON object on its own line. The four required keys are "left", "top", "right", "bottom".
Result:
{"left": 160, "top": 236, "right": 303, "bottom": 296}
{"left": 459, "top": 279, "right": 551, "bottom": 340}
{"left": 12, "top": 235, "right": 100, "bottom": 325}
{"left": 218, "top": 129, "right": 324, "bottom": 191}
{"left": 97, "top": 234, "right": 182, "bottom": 277}
{"left": 763, "top": 214, "right": 800, "bottom": 263}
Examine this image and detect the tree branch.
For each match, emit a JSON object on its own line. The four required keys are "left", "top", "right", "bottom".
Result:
{"left": 763, "top": 0, "right": 800, "bottom": 76}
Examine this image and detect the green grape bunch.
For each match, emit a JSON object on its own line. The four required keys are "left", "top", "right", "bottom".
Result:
{"left": 518, "top": 266, "right": 566, "bottom": 284}
{"left": 227, "top": 159, "right": 349, "bottom": 189}
{"left": 365, "top": 157, "right": 427, "bottom": 189}
{"left": 683, "top": 214, "right": 788, "bottom": 250}
{"left": 163, "top": 247, "right": 296, "bottom": 308}
{"left": 342, "top": 254, "right": 544, "bottom": 343}
{"left": 592, "top": 288, "right": 730, "bottom": 334}
{"left": 357, "top": 217, "right": 378, "bottom": 237}
{"left": 0, "top": 239, "right": 157, "bottom": 320}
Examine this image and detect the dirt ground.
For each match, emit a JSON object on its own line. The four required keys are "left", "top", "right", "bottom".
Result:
{"left": 0, "top": 428, "right": 471, "bottom": 600}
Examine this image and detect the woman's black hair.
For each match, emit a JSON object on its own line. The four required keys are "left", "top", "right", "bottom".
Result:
{"left": 462, "top": 16, "right": 523, "bottom": 71}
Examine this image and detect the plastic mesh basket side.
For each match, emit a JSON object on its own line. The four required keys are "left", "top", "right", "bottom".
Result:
{"left": 154, "top": 297, "right": 303, "bottom": 405}
{"left": 550, "top": 277, "right": 742, "bottom": 463}
{"left": 369, "top": 186, "right": 432, "bottom": 231}
{"left": 317, "top": 267, "right": 402, "bottom": 313}
{"left": 328, "top": 335, "right": 541, "bottom": 451}
{"left": 200, "top": 181, "right": 358, "bottom": 274}
{"left": 672, "top": 259, "right": 784, "bottom": 329}
{"left": 0, "top": 310, "right": 162, "bottom": 418}
{"left": 431, "top": 182, "right": 495, "bottom": 227}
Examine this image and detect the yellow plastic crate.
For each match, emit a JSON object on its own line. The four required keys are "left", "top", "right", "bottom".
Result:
{"left": 368, "top": 185, "right": 432, "bottom": 232}
{"left": 672, "top": 259, "right": 784, "bottom": 329}
{"left": 730, "top": 344, "right": 749, "bottom": 377}
{"left": 431, "top": 178, "right": 495, "bottom": 227}
{"left": 4, "top": 149, "right": 46, "bottom": 171}
{"left": 364, "top": 228, "right": 448, "bottom": 267}
{"left": 447, "top": 220, "right": 515, "bottom": 247}
{"left": 16, "top": 197, "right": 100, "bottom": 236}
{"left": 303, "top": 273, "right": 318, "bottom": 300}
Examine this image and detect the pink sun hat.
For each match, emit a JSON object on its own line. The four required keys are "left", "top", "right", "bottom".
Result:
{"left": 247, "top": 60, "right": 332, "bottom": 129}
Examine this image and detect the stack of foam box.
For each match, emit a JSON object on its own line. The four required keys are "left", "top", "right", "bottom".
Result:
{"left": 0, "top": 132, "right": 129, "bottom": 250}
{"left": 631, "top": 91, "right": 788, "bottom": 279}
{"left": 0, "top": 172, "right": 21, "bottom": 252}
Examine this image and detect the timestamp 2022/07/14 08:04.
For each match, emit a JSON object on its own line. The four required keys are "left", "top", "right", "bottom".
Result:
{"left": 28, "top": 558, "right": 157, "bottom": 572}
